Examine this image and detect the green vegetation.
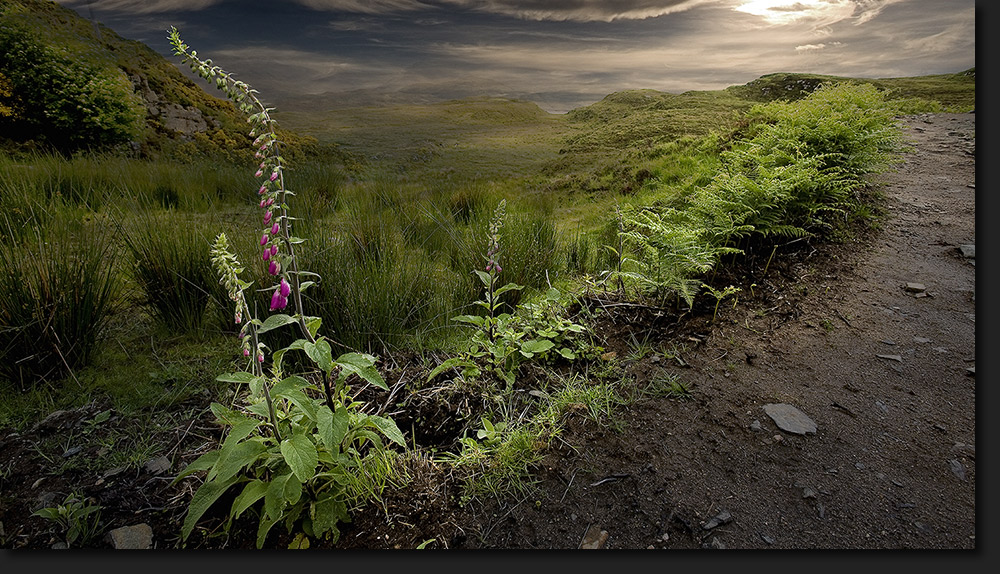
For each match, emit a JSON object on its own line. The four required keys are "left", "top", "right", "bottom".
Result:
{"left": 0, "top": 0, "right": 974, "bottom": 548}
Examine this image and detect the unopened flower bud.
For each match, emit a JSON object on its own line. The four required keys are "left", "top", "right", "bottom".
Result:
{"left": 270, "top": 244, "right": 278, "bottom": 257}
{"left": 263, "top": 210, "right": 272, "bottom": 225}
{"left": 260, "top": 233, "right": 269, "bottom": 246}
{"left": 271, "top": 222, "right": 280, "bottom": 235}
{"left": 243, "top": 348, "right": 250, "bottom": 357}
{"left": 254, "top": 169, "right": 263, "bottom": 178}
{"left": 270, "top": 171, "right": 279, "bottom": 182}
{"left": 262, "top": 249, "right": 270, "bottom": 261}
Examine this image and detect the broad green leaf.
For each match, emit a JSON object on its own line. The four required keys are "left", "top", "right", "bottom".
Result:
{"left": 493, "top": 282, "right": 523, "bottom": 297}
{"left": 282, "top": 389, "right": 318, "bottom": 422}
{"left": 216, "top": 371, "right": 262, "bottom": 385}
{"left": 264, "top": 474, "right": 289, "bottom": 521}
{"left": 210, "top": 439, "right": 267, "bottom": 483}
{"left": 305, "top": 316, "right": 322, "bottom": 339}
{"left": 559, "top": 347, "right": 577, "bottom": 360}
{"left": 210, "top": 402, "right": 246, "bottom": 426}
{"left": 181, "top": 473, "right": 242, "bottom": 541}
{"left": 304, "top": 338, "right": 334, "bottom": 374}
{"left": 271, "top": 375, "right": 310, "bottom": 399}
{"left": 473, "top": 269, "right": 491, "bottom": 287}
{"left": 336, "top": 353, "right": 387, "bottom": 391}
{"left": 280, "top": 434, "right": 318, "bottom": 483}
{"left": 452, "top": 314, "right": 485, "bottom": 326}
{"left": 221, "top": 418, "right": 261, "bottom": 450}
{"left": 247, "top": 401, "right": 270, "bottom": 419}
{"left": 231, "top": 479, "right": 268, "bottom": 521}
{"left": 258, "top": 313, "right": 298, "bottom": 334}
{"left": 256, "top": 512, "right": 279, "bottom": 549}
{"left": 521, "top": 339, "right": 555, "bottom": 355}
{"left": 317, "top": 405, "right": 349, "bottom": 452}
{"left": 172, "top": 450, "right": 219, "bottom": 483}
{"left": 284, "top": 471, "right": 303, "bottom": 506}
{"left": 427, "top": 356, "right": 478, "bottom": 382}
{"left": 312, "top": 496, "right": 349, "bottom": 538}
{"left": 366, "top": 415, "right": 406, "bottom": 447}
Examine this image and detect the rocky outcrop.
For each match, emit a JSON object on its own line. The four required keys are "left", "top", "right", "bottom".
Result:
{"left": 131, "top": 74, "right": 219, "bottom": 137}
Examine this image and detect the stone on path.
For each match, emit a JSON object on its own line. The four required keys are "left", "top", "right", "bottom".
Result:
{"left": 580, "top": 524, "right": 608, "bottom": 549}
{"left": 107, "top": 523, "right": 153, "bottom": 549}
{"left": 958, "top": 244, "right": 975, "bottom": 259}
{"left": 763, "top": 404, "right": 817, "bottom": 435}
{"left": 904, "top": 282, "right": 926, "bottom": 294}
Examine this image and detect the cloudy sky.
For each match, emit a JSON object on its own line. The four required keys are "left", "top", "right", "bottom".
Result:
{"left": 55, "top": 0, "right": 976, "bottom": 113}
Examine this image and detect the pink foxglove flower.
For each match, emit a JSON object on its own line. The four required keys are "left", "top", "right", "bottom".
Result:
{"left": 263, "top": 210, "right": 272, "bottom": 225}
{"left": 243, "top": 348, "right": 250, "bottom": 357}
{"left": 262, "top": 249, "right": 270, "bottom": 261}
{"left": 260, "top": 233, "right": 269, "bottom": 246}
{"left": 255, "top": 169, "right": 263, "bottom": 178}
{"left": 258, "top": 185, "right": 267, "bottom": 195}
{"left": 279, "top": 277, "right": 290, "bottom": 298}
{"left": 269, "top": 260, "right": 280, "bottom": 275}
{"left": 271, "top": 222, "right": 280, "bottom": 235}
{"left": 269, "top": 171, "right": 279, "bottom": 182}
{"left": 270, "top": 287, "right": 283, "bottom": 310}
{"left": 270, "top": 244, "right": 278, "bottom": 257}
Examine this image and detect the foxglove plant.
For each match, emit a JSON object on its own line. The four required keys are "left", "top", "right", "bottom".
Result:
{"left": 169, "top": 29, "right": 405, "bottom": 549}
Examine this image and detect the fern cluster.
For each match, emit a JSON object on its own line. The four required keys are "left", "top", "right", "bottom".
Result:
{"left": 614, "top": 82, "right": 904, "bottom": 307}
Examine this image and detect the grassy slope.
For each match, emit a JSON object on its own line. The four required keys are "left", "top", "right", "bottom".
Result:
{"left": 276, "top": 68, "right": 973, "bottom": 233}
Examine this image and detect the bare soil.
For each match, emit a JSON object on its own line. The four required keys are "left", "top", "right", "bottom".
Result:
{"left": 0, "top": 113, "right": 977, "bottom": 555}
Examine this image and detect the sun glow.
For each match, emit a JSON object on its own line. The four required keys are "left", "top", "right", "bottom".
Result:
{"left": 734, "top": 0, "right": 857, "bottom": 26}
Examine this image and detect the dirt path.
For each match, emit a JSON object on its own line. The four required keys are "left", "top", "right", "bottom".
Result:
{"left": 448, "top": 112, "right": 976, "bottom": 550}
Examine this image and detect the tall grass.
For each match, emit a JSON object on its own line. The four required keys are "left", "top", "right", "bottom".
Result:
{"left": 119, "top": 210, "right": 218, "bottom": 334}
{"left": 0, "top": 212, "right": 120, "bottom": 388}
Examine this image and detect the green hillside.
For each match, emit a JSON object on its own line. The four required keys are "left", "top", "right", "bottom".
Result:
{"left": 0, "top": 0, "right": 321, "bottom": 160}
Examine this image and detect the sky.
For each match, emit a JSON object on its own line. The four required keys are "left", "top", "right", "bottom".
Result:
{"left": 54, "top": 0, "right": 976, "bottom": 113}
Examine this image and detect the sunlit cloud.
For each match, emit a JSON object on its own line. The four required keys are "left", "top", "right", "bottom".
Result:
{"left": 290, "top": 0, "right": 438, "bottom": 12}
{"left": 439, "top": 0, "right": 715, "bottom": 22}
{"left": 732, "top": 0, "right": 856, "bottom": 28}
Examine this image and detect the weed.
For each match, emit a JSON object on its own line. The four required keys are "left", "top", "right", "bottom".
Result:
{"left": 32, "top": 492, "right": 103, "bottom": 548}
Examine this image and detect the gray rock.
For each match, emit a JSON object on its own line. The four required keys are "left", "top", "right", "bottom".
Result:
{"left": 763, "top": 404, "right": 817, "bottom": 435}
{"left": 948, "top": 459, "right": 966, "bottom": 481}
{"left": 107, "top": 523, "right": 153, "bottom": 550}
{"left": 877, "top": 354, "right": 903, "bottom": 362}
{"left": 702, "top": 509, "right": 732, "bottom": 530}
{"left": 144, "top": 456, "right": 171, "bottom": 475}
{"left": 904, "top": 282, "right": 926, "bottom": 293}
{"left": 958, "top": 244, "right": 975, "bottom": 258}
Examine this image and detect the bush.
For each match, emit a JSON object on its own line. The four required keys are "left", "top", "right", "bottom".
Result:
{"left": 0, "top": 20, "right": 145, "bottom": 154}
